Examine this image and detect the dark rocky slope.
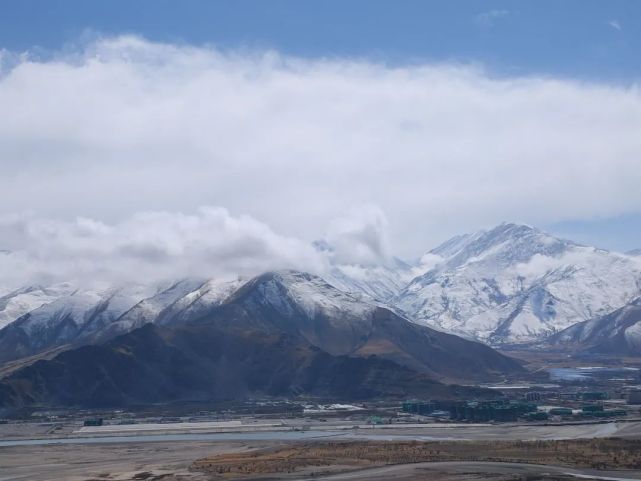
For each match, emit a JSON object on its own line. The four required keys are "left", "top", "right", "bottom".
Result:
{"left": 0, "top": 322, "right": 491, "bottom": 409}
{"left": 194, "top": 271, "right": 525, "bottom": 383}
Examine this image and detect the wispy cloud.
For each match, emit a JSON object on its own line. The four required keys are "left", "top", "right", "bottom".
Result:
{"left": 475, "top": 9, "right": 509, "bottom": 28}
{"left": 608, "top": 20, "right": 622, "bottom": 31}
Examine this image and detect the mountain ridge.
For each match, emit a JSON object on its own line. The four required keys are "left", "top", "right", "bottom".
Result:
{"left": 195, "top": 270, "right": 523, "bottom": 382}
{"left": 0, "top": 222, "right": 639, "bottom": 362}
{"left": 0, "top": 271, "right": 520, "bottom": 410}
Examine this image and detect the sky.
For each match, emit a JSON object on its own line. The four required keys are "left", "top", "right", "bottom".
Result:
{"left": 0, "top": 1, "right": 640, "bottom": 286}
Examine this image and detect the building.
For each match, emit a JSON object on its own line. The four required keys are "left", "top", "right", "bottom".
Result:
{"left": 580, "top": 391, "right": 609, "bottom": 401}
{"left": 524, "top": 411, "right": 549, "bottom": 421}
{"left": 450, "top": 401, "right": 536, "bottom": 422}
{"left": 549, "top": 408, "right": 573, "bottom": 416}
{"left": 582, "top": 404, "right": 604, "bottom": 413}
{"left": 525, "top": 392, "right": 541, "bottom": 402}
{"left": 402, "top": 401, "right": 436, "bottom": 415}
{"left": 626, "top": 390, "right": 641, "bottom": 405}
{"left": 83, "top": 418, "right": 103, "bottom": 427}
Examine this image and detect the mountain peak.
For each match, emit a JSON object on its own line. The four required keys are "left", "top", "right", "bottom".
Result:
{"left": 490, "top": 221, "right": 539, "bottom": 236}
{"left": 240, "top": 269, "right": 371, "bottom": 314}
{"left": 251, "top": 269, "right": 326, "bottom": 288}
{"left": 423, "top": 222, "right": 573, "bottom": 278}
{"left": 399, "top": 221, "right": 641, "bottom": 345}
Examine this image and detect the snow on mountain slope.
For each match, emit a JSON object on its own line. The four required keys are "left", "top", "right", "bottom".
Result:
{"left": 1, "top": 222, "right": 638, "bottom": 361}
{"left": 396, "top": 223, "right": 641, "bottom": 344}
{"left": 97, "top": 277, "right": 248, "bottom": 336}
{"left": 312, "top": 240, "right": 412, "bottom": 302}
{"left": 324, "top": 260, "right": 412, "bottom": 303}
{"left": 206, "top": 270, "right": 524, "bottom": 381}
{"left": 0, "top": 277, "right": 248, "bottom": 364}
{"left": 549, "top": 297, "right": 641, "bottom": 356}
{"left": 240, "top": 270, "right": 376, "bottom": 322}
{"left": 154, "top": 277, "right": 246, "bottom": 325}
{"left": 16, "top": 285, "right": 152, "bottom": 338}
{"left": 0, "top": 284, "right": 153, "bottom": 363}
{"left": 0, "top": 284, "right": 77, "bottom": 330}
{"left": 100, "top": 278, "right": 207, "bottom": 336}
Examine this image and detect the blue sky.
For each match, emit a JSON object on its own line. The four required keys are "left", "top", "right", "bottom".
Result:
{"left": 2, "top": 0, "right": 640, "bottom": 81}
{"left": 549, "top": 215, "right": 641, "bottom": 253}
{"left": 0, "top": 1, "right": 640, "bottom": 255}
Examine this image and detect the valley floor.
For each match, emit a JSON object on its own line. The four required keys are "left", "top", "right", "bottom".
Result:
{"left": 0, "top": 440, "right": 246, "bottom": 481}
{"left": 5, "top": 439, "right": 641, "bottom": 481}
{"left": 5, "top": 416, "right": 641, "bottom": 480}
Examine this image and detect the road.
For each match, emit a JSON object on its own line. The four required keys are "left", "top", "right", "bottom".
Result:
{"left": 3, "top": 419, "right": 641, "bottom": 446}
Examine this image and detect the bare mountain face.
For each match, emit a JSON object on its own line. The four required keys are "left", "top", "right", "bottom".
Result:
{"left": 395, "top": 223, "right": 641, "bottom": 345}
{"left": 547, "top": 298, "right": 641, "bottom": 356}
{"left": 0, "top": 323, "right": 496, "bottom": 410}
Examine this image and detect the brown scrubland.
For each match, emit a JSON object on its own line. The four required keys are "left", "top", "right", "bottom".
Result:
{"left": 193, "top": 438, "right": 641, "bottom": 477}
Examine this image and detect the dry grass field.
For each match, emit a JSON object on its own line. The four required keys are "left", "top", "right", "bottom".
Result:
{"left": 193, "top": 438, "right": 641, "bottom": 477}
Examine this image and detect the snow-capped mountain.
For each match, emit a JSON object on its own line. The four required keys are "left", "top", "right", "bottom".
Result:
{"left": 0, "top": 272, "right": 524, "bottom": 410}
{"left": 196, "top": 270, "right": 524, "bottom": 381}
{"left": 101, "top": 277, "right": 244, "bottom": 336}
{"left": 231, "top": 271, "right": 377, "bottom": 353}
{"left": 0, "top": 284, "right": 77, "bottom": 330}
{"left": 395, "top": 223, "right": 641, "bottom": 344}
{"left": 324, "top": 261, "right": 412, "bottom": 303}
{"left": 155, "top": 278, "right": 246, "bottom": 325}
{"left": 0, "top": 284, "right": 154, "bottom": 363}
{"left": 0, "top": 269, "right": 523, "bottom": 384}
{"left": 0, "top": 222, "right": 639, "bottom": 365}
{"left": 0, "top": 277, "right": 245, "bottom": 364}
{"left": 549, "top": 297, "right": 641, "bottom": 356}
{"left": 97, "top": 278, "right": 207, "bottom": 337}
{"left": 627, "top": 248, "right": 641, "bottom": 257}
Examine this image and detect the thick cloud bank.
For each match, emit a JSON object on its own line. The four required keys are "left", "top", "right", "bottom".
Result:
{"left": 1, "top": 36, "right": 641, "bottom": 263}
{"left": 0, "top": 207, "right": 330, "bottom": 288}
{"left": 0, "top": 206, "right": 398, "bottom": 288}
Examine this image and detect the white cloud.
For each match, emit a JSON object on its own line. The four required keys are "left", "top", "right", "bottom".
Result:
{"left": 513, "top": 253, "right": 566, "bottom": 280}
{"left": 1, "top": 35, "right": 641, "bottom": 267}
{"left": 324, "top": 205, "right": 390, "bottom": 266}
{"left": 411, "top": 253, "right": 445, "bottom": 278}
{"left": 0, "top": 207, "right": 326, "bottom": 288}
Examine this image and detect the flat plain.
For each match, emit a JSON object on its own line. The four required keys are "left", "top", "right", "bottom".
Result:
{"left": 6, "top": 436, "right": 641, "bottom": 481}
